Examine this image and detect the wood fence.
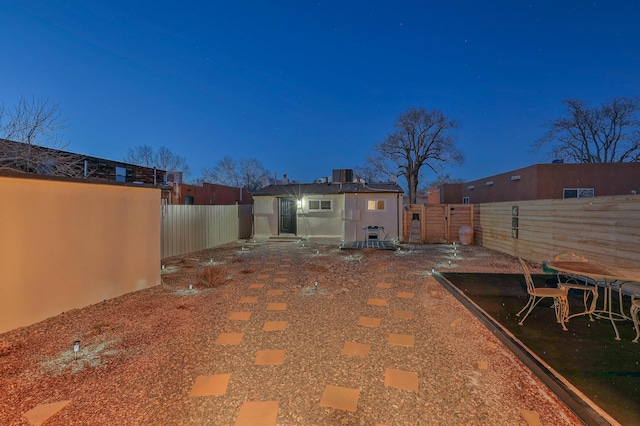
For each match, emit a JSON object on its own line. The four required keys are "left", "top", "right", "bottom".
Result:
{"left": 161, "top": 204, "right": 253, "bottom": 259}
{"left": 475, "top": 195, "right": 640, "bottom": 268}
{"left": 402, "top": 204, "right": 474, "bottom": 243}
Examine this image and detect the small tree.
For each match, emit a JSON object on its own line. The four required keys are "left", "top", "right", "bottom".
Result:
{"left": 370, "top": 107, "right": 464, "bottom": 203}
{"left": 0, "top": 97, "right": 83, "bottom": 176}
{"left": 536, "top": 97, "right": 640, "bottom": 163}
{"left": 202, "top": 156, "right": 269, "bottom": 192}
{"left": 124, "top": 145, "right": 191, "bottom": 180}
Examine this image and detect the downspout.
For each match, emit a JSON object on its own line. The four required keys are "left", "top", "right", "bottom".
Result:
{"left": 397, "top": 193, "right": 401, "bottom": 241}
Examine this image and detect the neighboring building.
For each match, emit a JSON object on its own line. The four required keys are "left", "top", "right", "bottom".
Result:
{"left": 0, "top": 138, "right": 166, "bottom": 185}
{"left": 253, "top": 170, "right": 404, "bottom": 241}
{"left": 168, "top": 180, "right": 252, "bottom": 205}
{"left": 437, "top": 163, "right": 640, "bottom": 204}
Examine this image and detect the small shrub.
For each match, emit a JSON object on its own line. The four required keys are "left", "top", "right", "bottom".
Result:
{"left": 199, "top": 265, "right": 228, "bottom": 288}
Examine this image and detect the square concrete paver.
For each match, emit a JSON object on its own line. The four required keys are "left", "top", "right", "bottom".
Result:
{"left": 399, "top": 280, "right": 414, "bottom": 285}
{"left": 358, "top": 317, "right": 381, "bottom": 327}
{"left": 266, "top": 303, "right": 287, "bottom": 311}
{"left": 393, "top": 310, "right": 415, "bottom": 319}
{"left": 450, "top": 318, "right": 463, "bottom": 327}
{"left": 23, "top": 400, "right": 71, "bottom": 426}
{"left": 235, "top": 401, "right": 279, "bottom": 426}
{"left": 239, "top": 297, "right": 258, "bottom": 304}
{"left": 273, "top": 277, "right": 288, "bottom": 283}
{"left": 189, "top": 373, "right": 231, "bottom": 397}
{"left": 396, "top": 291, "right": 414, "bottom": 299}
{"left": 255, "top": 349, "right": 285, "bottom": 365}
{"left": 229, "top": 311, "right": 252, "bottom": 321}
{"left": 384, "top": 368, "right": 419, "bottom": 391}
{"left": 341, "top": 341, "right": 371, "bottom": 357}
{"left": 478, "top": 360, "right": 489, "bottom": 370}
{"left": 319, "top": 385, "right": 360, "bottom": 412}
{"left": 367, "top": 298, "right": 387, "bottom": 306}
{"left": 263, "top": 321, "right": 287, "bottom": 331}
{"left": 215, "top": 333, "right": 244, "bottom": 345}
{"left": 248, "top": 283, "right": 265, "bottom": 289}
{"left": 521, "top": 409, "right": 541, "bottom": 426}
{"left": 376, "top": 282, "right": 392, "bottom": 288}
{"left": 267, "top": 290, "right": 284, "bottom": 296}
{"left": 388, "top": 333, "right": 415, "bottom": 347}
{"left": 257, "top": 274, "right": 270, "bottom": 279}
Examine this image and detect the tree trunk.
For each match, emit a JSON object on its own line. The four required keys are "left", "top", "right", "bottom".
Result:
{"left": 407, "top": 172, "right": 419, "bottom": 204}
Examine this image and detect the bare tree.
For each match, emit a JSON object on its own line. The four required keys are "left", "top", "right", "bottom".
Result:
{"left": 124, "top": 145, "right": 191, "bottom": 180}
{"left": 423, "top": 173, "right": 464, "bottom": 193}
{"left": 370, "top": 107, "right": 464, "bottom": 203}
{"left": 202, "top": 156, "right": 269, "bottom": 192}
{"left": 0, "top": 97, "right": 84, "bottom": 176}
{"left": 536, "top": 97, "right": 640, "bottom": 163}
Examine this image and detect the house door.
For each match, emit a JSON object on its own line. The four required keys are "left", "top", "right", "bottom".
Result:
{"left": 278, "top": 198, "right": 297, "bottom": 235}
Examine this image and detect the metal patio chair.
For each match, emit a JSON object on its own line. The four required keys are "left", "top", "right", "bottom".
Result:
{"left": 516, "top": 258, "right": 569, "bottom": 331}
{"left": 631, "top": 293, "right": 640, "bottom": 343}
{"left": 551, "top": 252, "right": 599, "bottom": 321}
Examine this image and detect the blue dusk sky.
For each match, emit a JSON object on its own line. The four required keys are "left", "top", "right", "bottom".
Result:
{"left": 2, "top": 1, "right": 639, "bottom": 186}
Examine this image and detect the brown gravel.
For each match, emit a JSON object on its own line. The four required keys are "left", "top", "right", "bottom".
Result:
{"left": 0, "top": 241, "right": 581, "bottom": 425}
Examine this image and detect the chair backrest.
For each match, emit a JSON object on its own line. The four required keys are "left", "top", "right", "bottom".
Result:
{"left": 553, "top": 252, "right": 589, "bottom": 262}
{"left": 519, "top": 258, "right": 536, "bottom": 294}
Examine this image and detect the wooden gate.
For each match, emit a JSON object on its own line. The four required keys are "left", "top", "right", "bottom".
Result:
{"left": 402, "top": 204, "right": 474, "bottom": 243}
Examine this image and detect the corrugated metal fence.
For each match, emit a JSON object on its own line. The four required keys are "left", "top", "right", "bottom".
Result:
{"left": 161, "top": 204, "right": 253, "bottom": 259}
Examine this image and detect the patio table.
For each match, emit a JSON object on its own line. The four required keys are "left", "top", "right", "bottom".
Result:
{"left": 547, "top": 261, "right": 639, "bottom": 340}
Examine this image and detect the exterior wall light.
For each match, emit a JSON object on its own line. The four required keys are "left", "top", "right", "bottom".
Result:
{"left": 296, "top": 199, "right": 302, "bottom": 208}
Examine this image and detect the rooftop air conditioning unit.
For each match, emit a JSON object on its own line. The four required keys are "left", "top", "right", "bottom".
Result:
{"left": 166, "top": 171, "right": 183, "bottom": 184}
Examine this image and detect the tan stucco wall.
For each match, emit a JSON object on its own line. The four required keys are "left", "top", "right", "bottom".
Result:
{"left": 0, "top": 175, "right": 160, "bottom": 334}
{"left": 344, "top": 193, "right": 402, "bottom": 241}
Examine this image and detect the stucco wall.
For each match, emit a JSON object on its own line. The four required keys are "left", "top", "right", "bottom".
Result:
{"left": 344, "top": 193, "right": 402, "bottom": 241}
{"left": 0, "top": 175, "right": 161, "bottom": 334}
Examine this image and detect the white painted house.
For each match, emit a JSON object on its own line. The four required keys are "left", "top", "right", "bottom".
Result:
{"left": 253, "top": 172, "right": 404, "bottom": 242}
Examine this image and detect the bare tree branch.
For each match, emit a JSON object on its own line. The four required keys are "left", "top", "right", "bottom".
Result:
{"left": 369, "top": 107, "right": 464, "bottom": 203}
{"left": 123, "top": 145, "right": 191, "bottom": 180}
{"left": 536, "top": 96, "right": 640, "bottom": 163}
{"left": 202, "top": 156, "right": 269, "bottom": 192}
{"left": 0, "top": 97, "right": 84, "bottom": 177}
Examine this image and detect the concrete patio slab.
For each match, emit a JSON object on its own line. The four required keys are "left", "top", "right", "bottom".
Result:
{"left": 358, "top": 317, "right": 381, "bottom": 327}
{"left": 266, "top": 303, "right": 287, "bottom": 311}
{"left": 189, "top": 373, "right": 231, "bottom": 397}
{"left": 393, "top": 310, "right": 415, "bottom": 319}
{"left": 23, "top": 400, "right": 71, "bottom": 426}
{"left": 255, "top": 349, "right": 285, "bottom": 365}
{"left": 384, "top": 368, "right": 418, "bottom": 391}
{"left": 263, "top": 321, "right": 287, "bottom": 331}
{"left": 215, "top": 333, "right": 244, "bottom": 345}
{"left": 388, "top": 333, "right": 415, "bottom": 347}
{"left": 341, "top": 341, "right": 371, "bottom": 357}
{"left": 367, "top": 298, "right": 387, "bottom": 306}
{"left": 235, "top": 401, "right": 279, "bottom": 426}
{"left": 229, "top": 312, "right": 252, "bottom": 321}
{"left": 319, "top": 385, "right": 360, "bottom": 412}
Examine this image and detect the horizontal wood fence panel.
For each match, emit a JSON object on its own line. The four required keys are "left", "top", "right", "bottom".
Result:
{"left": 161, "top": 205, "right": 240, "bottom": 258}
{"left": 475, "top": 195, "right": 640, "bottom": 268}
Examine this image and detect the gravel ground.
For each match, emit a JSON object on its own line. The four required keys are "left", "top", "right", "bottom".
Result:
{"left": 0, "top": 241, "right": 582, "bottom": 425}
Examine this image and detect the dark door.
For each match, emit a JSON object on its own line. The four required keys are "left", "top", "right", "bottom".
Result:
{"left": 279, "top": 198, "right": 297, "bottom": 235}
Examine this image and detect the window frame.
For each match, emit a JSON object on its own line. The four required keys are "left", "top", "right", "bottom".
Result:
{"left": 366, "top": 199, "right": 386, "bottom": 212}
{"left": 563, "top": 188, "right": 595, "bottom": 199}
{"left": 308, "top": 198, "right": 333, "bottom": 212}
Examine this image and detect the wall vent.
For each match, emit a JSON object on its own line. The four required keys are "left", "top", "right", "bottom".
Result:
{"left": 509, "top": 175, "right": 521, "bottom": 181}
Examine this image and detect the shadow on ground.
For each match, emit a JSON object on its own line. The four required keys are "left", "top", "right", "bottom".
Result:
{"left": 442, "top": 273, "right": 640, "bottom": 426}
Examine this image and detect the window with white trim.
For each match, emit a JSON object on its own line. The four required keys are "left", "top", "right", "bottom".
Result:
{"left": 367, "top": 199, "right": 386, "bottom": 211}
{"left": 563, "top": 188, "right": 594, "bottom": 199}
{"left": 308, "top": 199, "right": 332, "bottom": 211}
